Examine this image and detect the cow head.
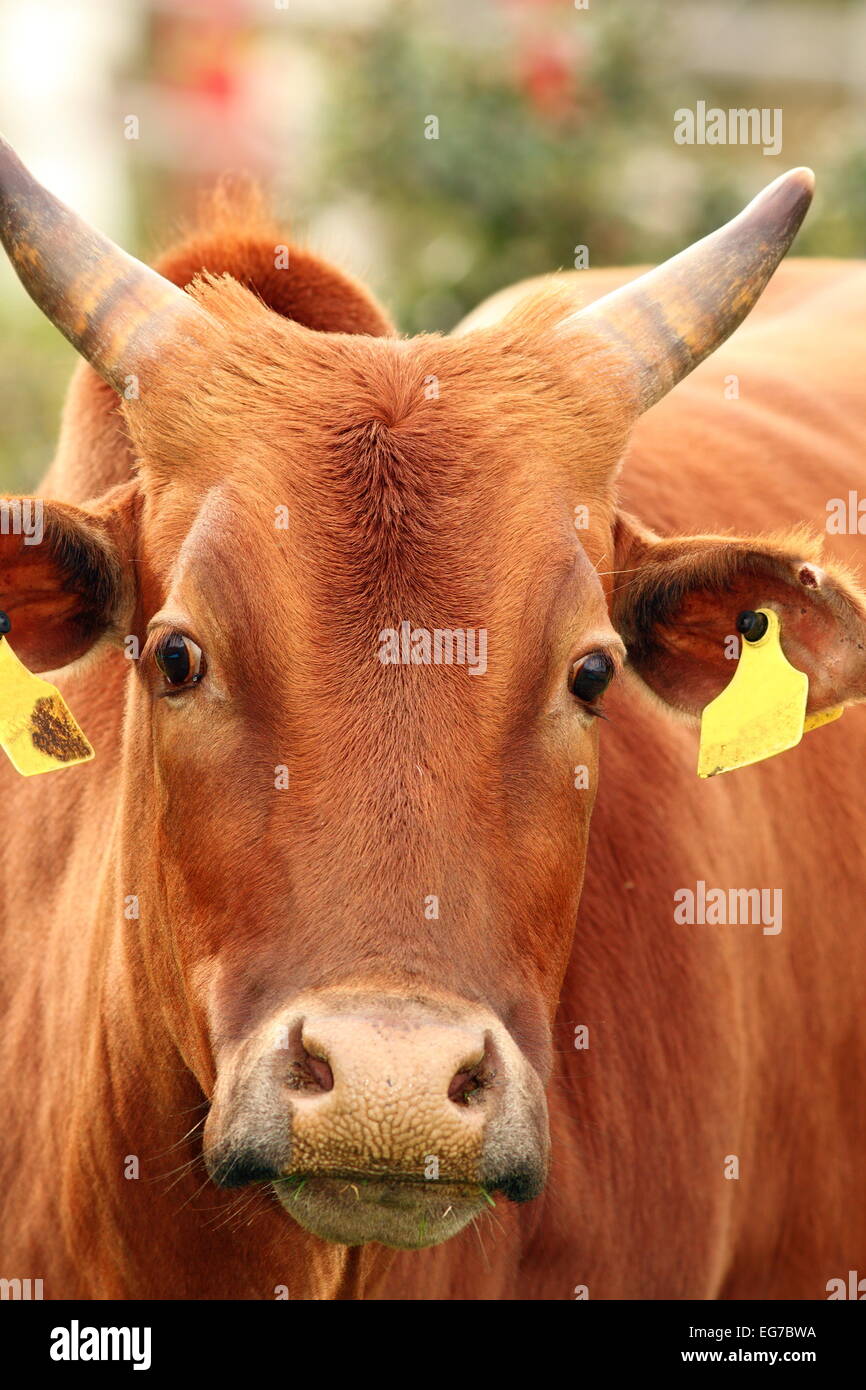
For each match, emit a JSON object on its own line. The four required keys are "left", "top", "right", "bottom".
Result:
{"left": 3, "top": 141, "right": 866, "bottom": 1249}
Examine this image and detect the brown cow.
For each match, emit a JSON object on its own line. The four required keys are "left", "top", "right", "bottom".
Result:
{"left": 0, "top": 140, "right": 864, "bottom": 1299}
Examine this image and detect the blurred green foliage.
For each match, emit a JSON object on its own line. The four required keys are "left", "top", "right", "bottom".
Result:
{"left": 2, "top": 0, "right": 864, "bottom": 493}
{"left": 316, "top": 0, "right": 680, "bottom": 331}
{"left": 0, "top": 303, "right": 76, "bottom": 492}
{"left": 314, "top": 0, "right": 865, "bottom": 330}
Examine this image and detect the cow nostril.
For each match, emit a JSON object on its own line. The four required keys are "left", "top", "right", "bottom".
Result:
{"left": 449, "top": 1031, "right": 500, "bottom": 1106}
{"left": 449, "top": 1069, "right": 483, "bottom": 1104}
{"left": 448, "top": 1057, "right": 496, "bottom": 1107}
{"left": 303, "top": 1052, "right": 334, "bottom": 1093}
{"left": 282, "top": 1020, "right": 334, "bottom": 1095}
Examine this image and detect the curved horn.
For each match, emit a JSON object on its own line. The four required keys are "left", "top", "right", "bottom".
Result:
{"left": 570, "top": 167, "right": 815, "bottom": 411}
{"left": 0, "top": 135, "right": 208, "bottom": 392}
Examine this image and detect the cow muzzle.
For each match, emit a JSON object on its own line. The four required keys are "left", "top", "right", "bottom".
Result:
{"left": 203, "top": 991, "right": 549, "bottom": 1248}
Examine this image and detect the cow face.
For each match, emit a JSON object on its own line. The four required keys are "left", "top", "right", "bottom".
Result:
{"left": 104, "top": 312, "right": 634, "bottom": 1246}
{"left": 0, "top": 314, "right": 631, "bottom": 1244}
{"left": 7, "top": 146, "right": 859, "bottom": 1249}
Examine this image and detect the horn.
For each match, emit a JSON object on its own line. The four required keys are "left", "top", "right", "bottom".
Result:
{"left": 0, "top": 134, "right": 208, "bottom": 392}
{"left": 569, "top": 167, "right": 815, "bottom": 411}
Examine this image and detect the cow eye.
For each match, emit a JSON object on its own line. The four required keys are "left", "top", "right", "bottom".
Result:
{"left": 568, "top": 651, "right": 614, "bottom": 705}
{"left": 155, "top": 632, "right": 205, "bottom": 689}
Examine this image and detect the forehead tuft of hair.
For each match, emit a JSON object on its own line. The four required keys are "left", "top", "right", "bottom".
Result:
{"left": 150, "top": 176, "right": 396, "bottom": 339}
{"left": 118, "top": 181, "right": 634, "bottom": 516}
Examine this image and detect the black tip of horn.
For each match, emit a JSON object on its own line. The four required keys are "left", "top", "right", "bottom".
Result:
{"left": 746, "top": 166, "right": 815, "bottom": 243}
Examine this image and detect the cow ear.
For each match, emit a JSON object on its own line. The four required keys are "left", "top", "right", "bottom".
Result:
{"left": 0, "top": 483, "right": 137, "bottom": 672}
{"left": 611, "top": 511, "right": 866, "bottom": 720}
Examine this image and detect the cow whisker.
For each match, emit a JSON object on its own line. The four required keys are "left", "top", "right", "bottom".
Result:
{"left": 147, "top": 1114, "right": 207, "bottom": 1161}
{"left": 153, "top": 1155, "right": 207, "bottom": 1195}
{"left": 176, "top": 1169, "right": 222, "bottom": 1215}
{"left": 204, "top": 1187, "right": 266, "bottom": 1234}
{"left": 467, "top": 1213, "right": 493, "bottom": 1271}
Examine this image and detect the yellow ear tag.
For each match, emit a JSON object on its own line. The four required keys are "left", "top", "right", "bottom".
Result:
{"left": 0, "top": 632, "right": 94, "bottom": 776}
{"left": 698, "top": 608, "right": 842, "bottom": 778}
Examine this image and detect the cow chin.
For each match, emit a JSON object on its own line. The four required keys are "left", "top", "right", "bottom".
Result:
{"left": 273, "top": 1175, "right": 488, "bottom": 1248}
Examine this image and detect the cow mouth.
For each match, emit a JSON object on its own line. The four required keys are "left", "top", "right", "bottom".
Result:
{"left": 272, "top": 1173, "right": 490, "bottom": 1248}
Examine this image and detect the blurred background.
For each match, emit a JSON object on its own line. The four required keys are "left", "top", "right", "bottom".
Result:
{"left": 1, "top": 0, "right": 864, "bottom": 491}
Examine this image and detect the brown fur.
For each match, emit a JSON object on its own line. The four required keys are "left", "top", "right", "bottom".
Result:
{"left": 2, "top": 195, "right": 866, "bottom": 1298}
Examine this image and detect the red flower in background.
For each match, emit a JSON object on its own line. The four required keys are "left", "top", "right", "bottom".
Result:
{"left": 153, "top": 11, "right": 242, "bottom": 110}
{"left": 146, "top": 6, "right": 261, "bottom": 180}
{"left": 517, "top": 37, "right": 583, "bottom": 122}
